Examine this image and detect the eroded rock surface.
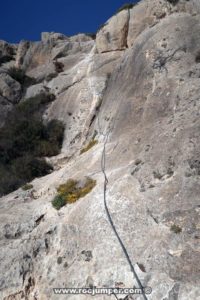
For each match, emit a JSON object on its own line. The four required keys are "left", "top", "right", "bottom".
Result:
{"left": 0, "top": 1, "right": 200, "bottom": 299}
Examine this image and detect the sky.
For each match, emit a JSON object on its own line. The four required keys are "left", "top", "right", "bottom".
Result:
{"left": 0, "top": 0, "right": 139, "bottom": 43}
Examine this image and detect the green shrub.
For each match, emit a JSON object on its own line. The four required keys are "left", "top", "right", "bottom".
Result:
{"left": 0, "top": 55, "right": 13, "bottom": 66}
{"left": 0, "top": 165, "right": 23, "bottom": 196}
{"left": 52, "top": 177, "right": 96, "bottom": 210}
{"left": 52, "top": 194, "right": 66, "bottom": 210}
{"left": 45, "top": 120, "right": 65, "bottom": 146}
{"left": 117, "top": 3, "right": 135, "bottom": 13}
{"left": 85, "top": 33, "right": 96, "bottom": 40}
{"left": 195, "top": 51, "right": 200, "bottom": 63}
{"left": 0, "top": 93, "right": 64, "bottom": 196}
{"left": 6, "top": 66, "right": 37, "bottom": 89}
{"left": 11, "top": 156, "right": 52, "bottom": 180}
{"left": 45, "top": 72, "right": 58, "bottom": 82}
{"left": 53, "top": 60, "right": 64, "bottom": 73}
{"left": 153, "top": 170, "right": 163, "bottom": 180}
{"left": 22, "top": 183, "right": 33, "bottom": 191}
{"left": 7, "top": 67, "right": 25, "bottom": 83}
{"left": 92, "top": 130, "right": 98, "bottom": 140}
{"left": 166, "top": 0, "right": 179, "bottom": 4}
{"left": 170, "top": 224, "right": 182, "bottom": 234}
{"left": 34, "top": 140, "right": 59, "bottom": 157}
{"left": 34, "top": 120, "right": 64, "bottom": 157}
{"left": 80, "top": 139, "right": 98, "bottom": 154}
{"left": 26, "top": 158, "right": 53, "bottom": 177}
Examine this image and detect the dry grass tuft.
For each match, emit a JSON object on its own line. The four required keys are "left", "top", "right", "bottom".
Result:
{"left": 52, "top": 177, "right": 96, "bottom": 209}
{"left": 80, "top": 139, "right": 98, "bottom": 154}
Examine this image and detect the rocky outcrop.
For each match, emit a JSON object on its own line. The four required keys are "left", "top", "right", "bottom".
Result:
{"left": 15, "top": 40, "right": 30, "bottom": 68}
{"left": 96, "top": 9, "right": 129, "bottom": 53}
{"left": 41, "top": 32, "right": 68, "bottom": 43}
{"left": 96, "top": 0, "right": 200, "bottom": 52}
{"left": 127, "top": 0, "right": 200, "bottom": 47}
{"left": 0, "top": 0, "right": 200, "bottom": 299}
{"left": 0, "top": 40, "right": 16, "bottom": 66}
{"left": 0, "top": 73, "right": 21, "bottom": 103}
{"left": 24, "top": 83, "right": 51, "bottom": 100}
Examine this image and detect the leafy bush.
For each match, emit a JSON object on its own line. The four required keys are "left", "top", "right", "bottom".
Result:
{"left": 85, "top": 33, "right": 96, "bottom": 40}
{"left": 0, "top": 55, "right": 13, "bottom": 66}
{"left": 53, "top": 60, "right": 64, "bottom": 73}
{"left": 45, "top": 72, "right": 58, "bottom": 82}
{"left": 34, "top": 140, "right": 58, "bottom": 157}
{"left": 80, "top": 139, "right": 98, "bottom": 154}
{"left": 166, "top": 0, "right": 179, "bottom": 4}
{"left": 0, "top": 94, "right": 64, "bottom": 196}
{"left": 170, "top": 224, "right": 182, "bottom": 234}
{"left": 45, "top": 120, "right": 64, "bottom": 146}
{"left": 52, "top": 177, "right": 96, "bottom": 210}
{"left": 195, "top": 51, "right": 200, "bottom": 63}
{"left": 6, "top": 66, "right": 36, "bottom": 88}
{"left": 7, "top": 67, "right": 26, "bottom": 84}
{"left": 52, "top": 194, "right": 66, "bottom": 210}
{"left": 153, "top": 170, "right": 163, "bottom": 180}
{"left": 0, "top": 165, "right": 23, "bottom": 196}
{"left": 117, "top": 3, "right": 135, "bottom": 13}
{"left": 17, "top": 93, "right": 55, "bottom": 117}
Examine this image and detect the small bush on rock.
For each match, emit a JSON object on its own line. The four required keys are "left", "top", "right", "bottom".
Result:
{"left": 7, "top": 67, "right": 36, "bottom": 87}
{"left": 22, "top": 183, "right": 33, "bottom": 191}
{"left": 170, "top": 224, "right": 182, "bottom": 234}
{"left": 53, "top": 60, "right": 64, "bottom": 73}
{"left": 166, "top": 0, "right": 179, "bottom": 4}
{"left": 0, "top": 55, "right": 13, "bottom": 66}
{"left": 85, "top": 33, "right": 96, "bottom": 40}
{"left": 52, "top": 194, "right": 66, "bottom": 210}
{"left": 80, "top": 139, "right": 98, "bottom": 154}
{"left": 0, "top": 94, "right": 64, "bottom": 196}
{"left": 52, "top": 177, "right": 96, "bottom": 210}
{"left": 195, "top": 51, "right": 200, "bottom": 63}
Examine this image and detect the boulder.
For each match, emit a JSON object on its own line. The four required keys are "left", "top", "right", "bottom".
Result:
{"left": 26, "top": 62, "right": 57, "bottom": 83}
{"left": 51, "top": 39, "right": 94, "bottom": 60}
{"left": 41, "top": 32, "right": 68, "bottom": 43}
{"left": 24, "top": 83, "right": 50, "bottom": 100}
{"left": 96, "top": 9, "right": 129, "bottom": 53}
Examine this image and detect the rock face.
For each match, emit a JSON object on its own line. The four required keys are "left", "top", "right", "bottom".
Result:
{"left": 96, "top": 9, "right": 129, "bottom": 53}
{"left": 15, "top": 40, "right": 30, "bottom": 68}
{"left": 0, "top": 40, "right": 16, "bottom": 65}
{"left": 0, "top": 0, "right": 200, "bottom": 299}
{"left": 0, "top": 73, "right": 21, "bottom": 103}
{"left": 0, "top": 71, "right": 22, "bottom": 126}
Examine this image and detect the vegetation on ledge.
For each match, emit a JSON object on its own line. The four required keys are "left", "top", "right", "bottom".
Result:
{"left": 0, "top": 94, "right": 64, "bottom": 196}
{"left": 166, "top": 0, "right": 180, "bottom": 5}
{"left": 80, "top": 139, "right": 98, "bottom": 154}
{"left": 170, "top": 224, "right": 182, "bottom": 234}
{"left": 22, "top": 183, "right": 33, "bottom": 191}
{"left": 52, "top": 177, "right": 96, "bottom": 210}
{"left": 7, "top": 66, "right": 37, "bottom": 88}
